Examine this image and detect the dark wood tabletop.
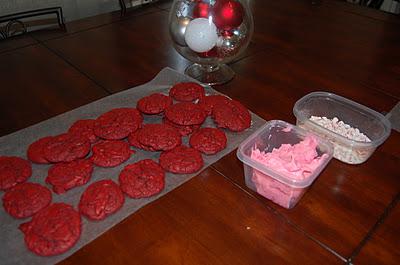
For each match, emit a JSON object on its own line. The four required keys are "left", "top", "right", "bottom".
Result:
{"left": 0, "top": 0, "right": 399, "bottom": 264}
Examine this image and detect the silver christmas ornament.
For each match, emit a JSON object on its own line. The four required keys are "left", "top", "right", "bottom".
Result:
{"left": 170, "top": 16, "right": 191, "bottom": 47}
{"left": 176, "top": 0, "right": 191, "bottom": 17}
{"left": 216, "top": 24, "right": 248, "bottom": 58}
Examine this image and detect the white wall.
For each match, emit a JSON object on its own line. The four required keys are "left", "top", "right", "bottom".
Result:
{"left": 380, "top": 0, "right": 400, "bottom": 13}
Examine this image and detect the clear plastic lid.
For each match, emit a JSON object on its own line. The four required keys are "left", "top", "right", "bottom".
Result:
{"left": 293, "top": 92, "right": 391, "bottom": 148}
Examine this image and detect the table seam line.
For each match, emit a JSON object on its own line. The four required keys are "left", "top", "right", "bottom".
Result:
{"left": 210, "top": 165, "right": 348, "bottom": 263}
{"left": 0, "top": 42, "right": 39, "bottom": 56}
{"left": 4, "top": 8, "right": 164, "bottom": 44}
{"left": 34, "top": 39, "right": 113, "bottom": 96}
{"left": 347, "top": 192, "right": 400, "bottom": 264}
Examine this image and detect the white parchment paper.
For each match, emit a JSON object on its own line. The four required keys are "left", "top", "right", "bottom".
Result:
{"left": 0, "top": 67, "right": 266, "bottom": 265}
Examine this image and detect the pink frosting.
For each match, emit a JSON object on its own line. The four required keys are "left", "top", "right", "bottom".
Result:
{"left": 250, "top": 135, "right": 328, "bottom": 208}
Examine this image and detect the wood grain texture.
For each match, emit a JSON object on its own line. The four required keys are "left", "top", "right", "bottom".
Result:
{"left": 0, "top": 44, "right": 108, "bottom": 137}
{"left": 30, "top": 4, "right": 160, "bottom": 42}
{"left": 44, "top": 12, "right": 189, "bottom": 93}
{"left": 216, "top": 50, "right": 398, "bottom": 120}
{"left": 0, "top": 34, "right": 37, "bottom": 54}
{"left": 59, "top": 168, "right": 343, "bottom": 265}
{"left": 354, "top": 200, "right": 400, "bottom": 265}
{"left": 0, "top": 0, "right": 398, "bottom": 264}
{"left": 250, "top": 0, "right": 400, "bottom": 99}
{"left": 44, "top": 10, "right": 264, "bottom": 93}
{"left": 209, "top": 50, "right": 400, "bottom": 257}
{"left": 212, "top": 144, "right": 400, "bottom": 258}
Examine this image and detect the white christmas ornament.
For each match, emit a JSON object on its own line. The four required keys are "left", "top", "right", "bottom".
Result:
{"left": 184, "top": 18, "right": 218, "bottom": 53}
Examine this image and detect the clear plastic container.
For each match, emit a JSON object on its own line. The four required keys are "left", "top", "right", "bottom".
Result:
{"left": 237, "top": 120, "right": 333, "bottom": 209}
{"left": 293, "top": 92, "right": 391, "bottom": 164}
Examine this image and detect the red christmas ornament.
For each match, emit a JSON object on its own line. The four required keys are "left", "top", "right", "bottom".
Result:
{"left": 193, "top": 2, "right": 210, "bottom": 18}
{"left": 198, "top": 47, "right": 218, "bottom": 58}
{"left": 221, "top": 29, "right": 234, "bottom": 37}
{"left": 212, "top": 0, "right": 244, "bottom": 31}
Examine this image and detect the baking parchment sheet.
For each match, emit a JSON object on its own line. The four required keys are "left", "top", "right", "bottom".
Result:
{"left": 0, "top": 67, "right": 266, "bottom": 265}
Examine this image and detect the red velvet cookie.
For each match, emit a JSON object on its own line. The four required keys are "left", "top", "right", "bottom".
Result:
{"left": 19, "top": 203, "right": 81, "bottom": 256}
{"left": 94, "top": 108, "right": 142, "bottom": 140}
{"left": 79, "top": 179, "right": 124, "bottom": 221}
{"left": 27, "top": 136, "right": 53, "bottom": 164}
{"left": 128, "top": 130, "right": 156, "bottom": 151}
{"left": 137, "top": 93, "right": 173, "bottom": 115}
{"left": 189, "top": 127, "right": 227, "bottom": 155}
{"left": 119, "top": 159, "right": 165, "bottom": 198}
{"left": 43, "top": 133, "right": 91, "bottom": 163}
{"left": 169, "top": 82, "right": 205, "bottom": 102}
{"left": 212, "top": 99, "right": 251, "bottom": 132}
{"left": 46, "top": 159, "right": 94, "bottom": 194}
{"left": 162, "top": 117, "right": 200, "bottom": 136}
{"left": 136, "top": 124, "right": 181, "bottom": 151}
{"left": 91, "top": 140, "right": 133, "bottom": 167}
{"left": 68, "top": 119, "right": 98, "bottom": 143}
{"left": 0, "top": 156, "right": 32, "bottom": 191}
{"left": 198, "top": 94, "right": 230, "bottom": 116}
{"left": 159, "top": 145, "right": 204, "bottom": 174}
{"left": 165, "top": 102, "right": 207, "bottom": 126}
{"left": 2, "top": 182, "right": 52, "bottom": 219}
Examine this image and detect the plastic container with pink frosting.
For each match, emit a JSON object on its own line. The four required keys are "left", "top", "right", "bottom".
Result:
{"left": 237, "top": 120, "right": 333, "bottom": 209}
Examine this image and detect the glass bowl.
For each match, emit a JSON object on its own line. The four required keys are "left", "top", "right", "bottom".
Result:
{"left": 168, "top": 0, "right": 254, "bottom": 85}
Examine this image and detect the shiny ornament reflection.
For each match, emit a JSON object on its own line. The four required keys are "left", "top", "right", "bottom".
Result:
{"left": 212, "top": 0, "right": 244, "bottom": 31}
{"left": 216, "top": 23, "right": 247, "bottom": 57}
{"left": 170, "top": 16, "right": 191, "bottom": 47}
{"left": 176, "top": 0, "right": 191, "bottom": 17}
{"left": 193, "top": 1, "right": 210, "bottom": 18}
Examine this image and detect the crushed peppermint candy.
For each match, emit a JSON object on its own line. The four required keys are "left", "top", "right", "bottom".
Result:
{"left": 309, "top": 116, "right": 371, "bottom": 142}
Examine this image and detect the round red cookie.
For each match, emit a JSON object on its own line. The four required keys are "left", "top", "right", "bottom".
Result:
{"left": 119, "top": 159, "right": 165, "bottom": 198}
{"left": 0, "top": 156, "right": 32, "bottom": 191}
{"left": 162, "top": 117, "right": 200, "bottom": 136}
{"left": 136, "top": 124, "right": 181, "bottom": 151}
{"left": 43, "top": 133, "right": 91, "bottom": 163}
{"left": 91, "top": 140, "right": 133, "bottom": 167}
{"left": 137, "top": 93, "right": 173, "bottom": 115}
{"left": 79, "top": 179, "right": 124, "bottom": 221}
{"left": 68, "top": 119, "right": 98, "bottom": 143}
{"left": 2, "top": 182, "right": 52, "bottom": 219}
{"left": 198, "top": 95, "right": 230, "bottom": 116}
{"left": 128, "top": 130, "right": 156, "bottom": 151}
{"left": 212, "top": 99, "right": 251, "bottom": 132}
{"left": 159, "top": 145, "right": 204, "bottom": 174}
{"left": 27, "top": 136, "right": 53, "bottom": 164}
{"left": 165, "top": 102, "right": 207, "bottom": 126}
{"left": 169, "top": 82, "right": 205, "bottom": 102}
{"left": 94, "top": 108, "right": 143, "bottom": 140}
{"left": 189, "top": 127, "right": 227, "bottom": 155}
{"left": 46, "top": 159, "right": 94, "bottom": 194}
{"left": 19, "top": 203, "right": 81, "bottom": 256}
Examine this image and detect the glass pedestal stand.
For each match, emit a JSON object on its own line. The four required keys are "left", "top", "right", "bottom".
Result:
{"left": 184, "top": 63, "right": 235, "bottom": 86}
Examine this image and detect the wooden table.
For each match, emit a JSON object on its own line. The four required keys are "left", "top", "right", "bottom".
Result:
{"left": 1, "top": 0, "right": 399, "bottom": 264}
